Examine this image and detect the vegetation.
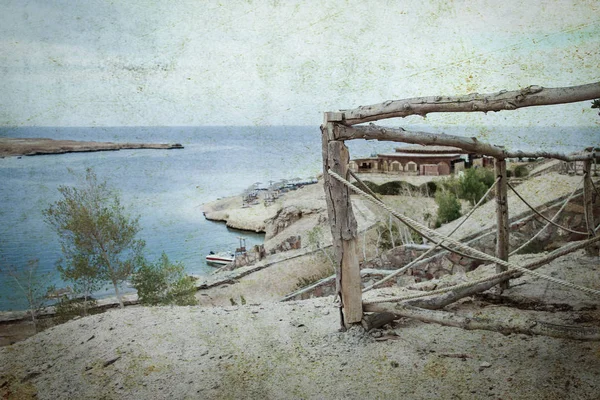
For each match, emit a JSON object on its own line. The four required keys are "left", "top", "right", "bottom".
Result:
{"left": 55, "top": 254, "right": 101, "bottom": 316}
{"left": 361, "top": 180, "right": 432, "bottom": 197}
{"left": 457, "top": 167, "right": 495, "bottom": 205}
{"left": 512, "top": 165, "right": 529, "bottom": 178}
{"left": 434, "top": 190, "right": 461, "bottom": 227}
{"left": 53, "top": 296, "right": 99, "bottom": 323}
{"left": 131, "top": 253, "right": 198, "bottom": 306}
{"left": 0, "top": 259, "right": 52, "bottom": 332}
{"left": 43, "top": 168, "right": 145, "bottom": 308}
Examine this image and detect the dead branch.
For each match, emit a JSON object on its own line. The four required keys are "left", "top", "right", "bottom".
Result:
{"left": 365, "top": 303, "right": 600, "bottom": 341}
{"left": 341, "top": 82, "right": 600, "bottom": 125}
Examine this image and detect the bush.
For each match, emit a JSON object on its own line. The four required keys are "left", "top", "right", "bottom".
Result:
{"left": 132, "top": 253, "right": 198, "bottom": 306}
{"left": 457, "top": 168, "right": 495, "bottom": 205}
{"left": 435, "top": 190, "right": 461, "bottom": 226}
{"left": 513, "top": 165, "right": 529, "bottom": 178}
{"left": 54, "top": 296, "right": 98, "bottom": 323}
{"left": 360, "top": 180, "right": 419, "bottom": 195}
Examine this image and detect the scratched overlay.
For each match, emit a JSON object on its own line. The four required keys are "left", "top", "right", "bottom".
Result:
{"left": 1, "top": 1, "right": 599, "bottom": 311}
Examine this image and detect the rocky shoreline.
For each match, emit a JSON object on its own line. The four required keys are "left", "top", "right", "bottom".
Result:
{"left": 0, "top": 137, "right": 183, "bottom": 157}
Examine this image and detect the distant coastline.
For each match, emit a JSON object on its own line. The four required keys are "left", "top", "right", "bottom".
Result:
{"left": 0, "top": 137, "right": 183, "bottom": 157}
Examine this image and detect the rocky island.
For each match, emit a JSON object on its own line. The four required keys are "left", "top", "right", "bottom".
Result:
{"left": 0, "top": 137, "right": 183, "bottom": 157}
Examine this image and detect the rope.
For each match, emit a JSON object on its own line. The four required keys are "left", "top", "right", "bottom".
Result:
{"left": 348, "top": 169, "right": 382, "bottom": 202}
{"left": 363, "top": 234, "right": 600, "bottom": 305}
{"left": 363, "top": 177, "right": 500, "bottom": 292}
{"left": 590, "top": 177, "right": 600, "bottom": 198}
{"left": 328, "top": 169, "right": 600, "bottom": 297}
{"left": 507, "top": 182, "right": 587, "bottom": 235}
{"left": 509, "top": 177, "right": 584, "bottom": 256}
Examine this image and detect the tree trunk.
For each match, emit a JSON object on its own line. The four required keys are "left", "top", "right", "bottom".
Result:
{"left": 112, "top": 280, "right": 124, "bottom": 309}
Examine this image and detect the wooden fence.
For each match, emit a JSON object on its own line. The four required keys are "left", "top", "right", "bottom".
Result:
{"left": 321, "top": 82, "right": 600, "bottom": 328}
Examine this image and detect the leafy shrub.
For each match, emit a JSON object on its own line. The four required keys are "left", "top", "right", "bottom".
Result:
{"left": 420, "top": 181, "right": 438, "bottom": 197}
{"left": 132, "top": 253, "right": 198, "bottom": 306}
{"left": 457, "top": 168, "right": 487, "bottom": 205}
{"left": 513, "top": 165, "right": 529, "bottom": 178}
{"left": 360, "top": 180, "right": 419, "bottom": 195}
{"left": 457, "top": 168, "right": 495, "bottom": 205}
{"left": 54, "top": 296, "right": 98, "bottom": 323}
{"left": 435, "top": 190, "right": 461, "bottom": 226}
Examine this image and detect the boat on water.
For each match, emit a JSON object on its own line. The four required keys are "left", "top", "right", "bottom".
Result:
{"left": 206, "top": 237, "right": 248, "bottom": 266}
{"left": 206, "top": 251, "right": 235, "bottom": 265}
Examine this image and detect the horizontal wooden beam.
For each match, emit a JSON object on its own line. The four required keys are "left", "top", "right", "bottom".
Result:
{"left": 335, "top": 124, "right": 598, "bottom": 162}
{"left": 340, "top": 82, "right": 600, "bottom": 125}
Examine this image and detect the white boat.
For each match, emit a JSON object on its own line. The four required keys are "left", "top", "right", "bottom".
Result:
{"left": 206, "top": 251, "right": 235, "bottom": 265}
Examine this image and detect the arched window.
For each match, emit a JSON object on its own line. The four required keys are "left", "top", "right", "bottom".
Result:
{"left": 406, "top": 161, "right": 417, "bottom": 172}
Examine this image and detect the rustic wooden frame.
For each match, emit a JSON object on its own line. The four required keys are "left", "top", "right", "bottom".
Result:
{"left": 322, "top": 82, "right": 600, "bottom": 328}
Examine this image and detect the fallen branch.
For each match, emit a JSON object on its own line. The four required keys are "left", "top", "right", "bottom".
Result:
{"left": 366, "top": 303, "right": 600, "bottom": 341}
{"left": 361, "top": 312, "right": 398, "bottom": 331}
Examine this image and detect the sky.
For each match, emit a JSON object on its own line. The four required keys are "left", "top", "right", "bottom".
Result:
{"left": 1, "top": 0, "right": 599, "bottom": 128}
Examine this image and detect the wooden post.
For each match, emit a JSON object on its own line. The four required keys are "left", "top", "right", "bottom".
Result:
{"left": 322, "top": 114, "right": 363, "bottom": 328}
{"left": 583, "top": 159, "right": 597, "bottom": 256}
{"left": 495, "top": 158, "right": 510, "bottom": 290}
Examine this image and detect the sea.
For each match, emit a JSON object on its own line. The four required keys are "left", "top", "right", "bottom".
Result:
{"left": 0, "top": 125, "right": 598, "bottom": 311}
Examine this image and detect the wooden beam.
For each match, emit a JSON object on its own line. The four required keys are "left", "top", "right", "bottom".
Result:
{"left": 365, "top": 303, "right": 600, "bottom": 341}
{"left": 583, "top": 160, "right": 598, "bottom": 256}
{"left": 322, "top": 122, "right": 363, "bottom": 326}
{"left": 341, "top": 82, "right": 600, "bottom": 125}
{"left": 495, "top": 158, "right": 510, "bottom": 290}
{"left": 335, "top": 124, "right": 598, "bottom": 162}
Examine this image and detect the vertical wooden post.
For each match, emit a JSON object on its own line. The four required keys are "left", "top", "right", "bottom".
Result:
{"left": 495, "top": 158, "right": 510, "bottom": 290}
{"left": 322, "top": 113, "right": 363, "bottom": 328}
{"left": 583, "top": 159, "right": 597, "bottom": 256}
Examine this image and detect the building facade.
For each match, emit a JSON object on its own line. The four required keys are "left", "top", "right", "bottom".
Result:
{"left": 350, "top": 145, "right": 466, "bottom": 176}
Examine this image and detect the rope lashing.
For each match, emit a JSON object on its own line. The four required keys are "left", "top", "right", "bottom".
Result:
{"left": 363, "top": 177, "right": 500, "bottom": 292}
{"left": 327, "top": 169, "right": 600, "bottom": 297}
{"left": 507, "top": 182, "right": 587, "bottom": 235}
{"left": 510, "top": 177, "right": 584, "bottom": 256}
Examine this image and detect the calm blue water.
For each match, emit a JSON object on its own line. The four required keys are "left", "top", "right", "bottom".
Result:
{"left": 0, "top": 125, "right": 597, "bottom": 310}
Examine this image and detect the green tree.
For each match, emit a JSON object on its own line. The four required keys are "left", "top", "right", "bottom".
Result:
{"left": 0, "top": 259, "right": 52, "bottom": 332}
{"left": 131, "top": 253, "right": 198, "bottom": 306}
{"left": 55, "top": 253, "right": 101, "bottom": 316}
{"left": 435, "top": 190, "right": 461, "bottom": 227}
{"left": 457, "top": 168, "right": 487, "bottom": 206}
{"left": 44, "top": 168, "right": 145, "bottom": 309}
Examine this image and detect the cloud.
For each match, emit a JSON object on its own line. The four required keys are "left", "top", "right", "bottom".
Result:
{"left": 1, "top": 0, "right": 599, "bottom": 126}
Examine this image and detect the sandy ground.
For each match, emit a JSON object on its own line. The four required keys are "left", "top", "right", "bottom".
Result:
{"left": 1, "top": 249, "right": 599, "bottom": 400}
{"left": 3, "top": 170, "right": 599, "bottom": 399}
